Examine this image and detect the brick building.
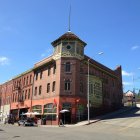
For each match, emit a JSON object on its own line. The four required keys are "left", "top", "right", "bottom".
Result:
{"left": 0, "top": 31, "right": 123, "bottom": 125}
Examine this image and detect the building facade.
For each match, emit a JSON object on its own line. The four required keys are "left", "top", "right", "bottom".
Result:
{"left": 0, "top": 31, "right": 123, "bottom": 125}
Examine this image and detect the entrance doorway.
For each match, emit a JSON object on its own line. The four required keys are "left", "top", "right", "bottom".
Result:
{"left": 19, "top": 108, "right": 28, "bottom": 119}
{"left": 60, "top": 110, "right": 71, "bottom": 124}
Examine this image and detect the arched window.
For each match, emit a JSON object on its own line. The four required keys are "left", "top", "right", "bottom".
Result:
{"left": 44, "top": 103, "right": 57, "bottom": 121}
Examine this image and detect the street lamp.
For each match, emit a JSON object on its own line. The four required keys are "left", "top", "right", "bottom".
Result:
{"left": 87, "top": 52, "right": 104, "bottom": 124}
{"left": 87, "top": 58, "right": 90, "bottom": 124}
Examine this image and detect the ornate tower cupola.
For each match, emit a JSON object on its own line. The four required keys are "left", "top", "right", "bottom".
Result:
{"left": 51, "top": 31, "right": 87, "bottom": 60}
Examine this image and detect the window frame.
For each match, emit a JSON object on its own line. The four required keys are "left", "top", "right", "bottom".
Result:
{"left": 64, "top": 80, "right": 71, "bottom": 91}
{"left": 39, "top": 85, "right": 42, "bottom": 95}
{"left": 34, "top": 87, "right": 37, "bottom": 96}
{"left": 52, "top": 81, "right": 56, "bottom": 92}
{"left": 47, "top": 83, "right": 50, "bottom": 93}
{"left": 48, "top": 67, "right": 51, "bottom": 76}
{"left": 65, "top": 62, "right": 71, "bottom": 72}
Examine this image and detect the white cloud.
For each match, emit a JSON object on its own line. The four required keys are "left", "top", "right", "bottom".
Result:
{"left": 122, "top": 70, "right": 133, "bottom": 77}
{"left": 0, "top": 56, "right": 10, "bottom": 65}
{"left": 131, "top": 45, "right": 139, "bottom": 50}
{"left": 123, "top": 82, "right": 132, "bottom": 86}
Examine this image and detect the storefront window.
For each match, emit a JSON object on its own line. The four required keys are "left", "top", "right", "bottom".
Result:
{"left": 43, "top": 103, "right": 57, "bottom": 120}
{"left": 32, "top": 105, "right": 42, "bottom": 113}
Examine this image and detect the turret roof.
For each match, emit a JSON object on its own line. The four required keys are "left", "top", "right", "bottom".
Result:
{"left": 51, "top": 31, "right": 87, "bottom": 46}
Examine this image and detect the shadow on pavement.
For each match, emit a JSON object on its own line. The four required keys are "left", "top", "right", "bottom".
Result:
{"left": 101, "top": 107, "right": 140, "bottom": 120}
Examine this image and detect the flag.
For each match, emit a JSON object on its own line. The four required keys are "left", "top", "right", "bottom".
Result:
{"left": 53, "top": 98, "right": 57, "bottom": 108}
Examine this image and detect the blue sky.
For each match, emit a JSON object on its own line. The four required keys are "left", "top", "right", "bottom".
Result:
{"left": 0, "top": 0, "right": 140, "bottom": 93}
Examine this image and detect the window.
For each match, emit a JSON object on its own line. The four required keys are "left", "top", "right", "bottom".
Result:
{"left": 40, "top": 71, "right": 43, "bottom": 79}
{"left": 44, "top": 103, "right": 57, "bottom": 113}
{"left": 32, "top": 105, "right": 42, "bottom": 113}
{"left": 26, "top": 76, "right": 28, "bottom": 86}
{"left": 30, "top": 75, "right": 32, "bottom": 84}
{"left": 48, "top": 67, "right": 51, "bottom": 76}
{"left": 47, "top": 83, "right": 50, "bottom": 93}
{"left": 65, "top": 80, "right": 70, "bottom": 91}
{"left": 62, "top": 102, "right": 71, "bottom": 109}
{"left": 19, "top": 80, "right": 21, "bottom": 87}
{"left": 25, "top": 90, "right": 27, "bottom": 100}
{"left": 52, "top": 81, "right": 56, "bottom": 92}
{"left": 76, "top": 47, "right": 79, "bottom": 54}
{"left": 65, "top": 62, "right": 71, "bottom": 72}
{"left": 35, "top": 73, "right": 38, "bottom": 80}
{"left": 67, "top": 45, "right": 71, "bottom": 50}
{"left": 44, "top": 103, "right": 57, "bottom": 120}
{"left": 80, "top": 48, "right": 83, "bottom": 55}
{"left": 24, "top": 78, "right": 26, "bottom": 86}
{"left": 34, "top": 87, "right": 37, "bottom": 96}
{"left": 39, "top": 85, "right": 42, "bottom": 95}
{"left": 22, "top": 90, "right": 24, "bottom": 101}
{"left": 53, "top": 64, "right": 56, "bottom": 74}
{"left": 14, "top": 81, "right": 16, "bottom": 89}
{"left": 28, "top": 89, "right": 30, "bottom": 99}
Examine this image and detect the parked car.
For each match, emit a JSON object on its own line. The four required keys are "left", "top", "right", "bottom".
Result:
{"left": 18, "top": 118, "right": 35, "bottom": 126}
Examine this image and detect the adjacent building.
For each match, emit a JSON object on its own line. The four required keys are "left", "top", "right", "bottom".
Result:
{"left": 0, "top": 31, "right": 123, "bottom": 125}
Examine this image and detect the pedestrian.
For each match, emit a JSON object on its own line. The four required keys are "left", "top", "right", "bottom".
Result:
{"left": 59, "top": 119, "right": 64, "bottom": 127}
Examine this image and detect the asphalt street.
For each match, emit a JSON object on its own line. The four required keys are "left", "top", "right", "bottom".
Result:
{"left": 0, "top": 107, "right": 140, "bottom": 140}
